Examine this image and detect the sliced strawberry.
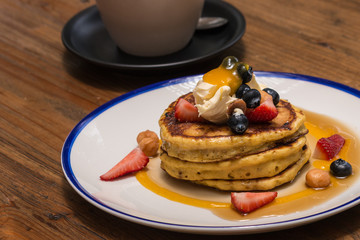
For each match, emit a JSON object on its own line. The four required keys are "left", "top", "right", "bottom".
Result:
{"left": 174, "top": 98, "right": 205, "bottom": 122}
{"left": 245, "top": 98, "right": 278, "bottom": 123}
{"left": 313, "top": 134, "right": 345, "bottom": 160}
{"left": 100, "top": 147, "right": 149, "bottom": 181}
{"left": 231, "top": 192, "right": 278, "bottom": 214}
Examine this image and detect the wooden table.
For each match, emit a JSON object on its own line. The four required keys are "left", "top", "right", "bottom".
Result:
{"left": 1, "top": 0, "right": 360, "bottom": 239}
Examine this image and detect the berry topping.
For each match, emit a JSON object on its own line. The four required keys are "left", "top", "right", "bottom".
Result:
{"left": 231, "top": 192, "right": 278, "bottom": 214}
{"left": 237, "top": 63, "right": 253, "bottom": 83}
{"left": 100, "top": 147, "right": 149, "bottom": 181}
{"left": 242, "top": 89, "right": 261, "bottom": 108}
{"left": 174, "top": 98, "right": 205, "bottom": 123}
{"left": 227, "top": 109, "right": 248, "bottom": 134}
{"left": 313, "top": 134, "right": 345, "bottom": 160}
{"left": 262, "top": 88, "right": 280, "bottom": 106}
{"left": 235, "top": 84, "right": 251, "bottom": 99}
{"left": 330, "top": 158, "right": 352, "bottom": 178}
{"left": 245, "top": 97, "right": 278, "bottom": 123}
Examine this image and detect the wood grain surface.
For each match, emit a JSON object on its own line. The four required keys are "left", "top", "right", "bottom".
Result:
{"left": 1, "top": 0, "right": 360, "bottom": 239}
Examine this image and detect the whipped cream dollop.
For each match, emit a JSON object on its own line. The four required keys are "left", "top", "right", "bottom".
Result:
{"left": 193, "top": 80, "right": 237, "bottom": 124}
{"left": 193, "top": 74, "right": 263, "bottom": 124}
{"left": 247, "top": 74, "right": 262, "bottom": 91}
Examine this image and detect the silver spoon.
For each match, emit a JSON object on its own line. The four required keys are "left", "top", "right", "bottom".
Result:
{"left": 196, "top": 17, "right": 228, "bottom": 30}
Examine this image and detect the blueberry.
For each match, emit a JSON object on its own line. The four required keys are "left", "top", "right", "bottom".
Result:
{"left": 242, "top": 89, "right": 261, "bottom": 108}
{"left": 237, "top": 64, "right": 253, "bottom": 83}
{"left": 235, "top": 84, "right": 250, "bottom": 99}
{"left": 330, "top": 158, "right": 352, "bottom": 178}
{"left": 227, "top": 112, "right": 248, "bottom": 134}
{"left": 221, "top": 56, "right": 238, "bottom": 70}
{"left": 263, "top": 88, "right": 280, "bottom": 106}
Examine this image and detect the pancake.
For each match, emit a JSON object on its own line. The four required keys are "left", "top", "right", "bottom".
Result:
{"left": 192, "top": 146, "right": 311, "bottom": 191}
{"left": 160, "top": 136, "right": 308, "bottom": 181}
{"left": 159, "top": 92, "right": 307, "bottom": 162}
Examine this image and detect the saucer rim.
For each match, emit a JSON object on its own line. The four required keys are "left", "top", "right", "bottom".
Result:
{"left": 61, "top": 0, "right": 246, "bottom": 70}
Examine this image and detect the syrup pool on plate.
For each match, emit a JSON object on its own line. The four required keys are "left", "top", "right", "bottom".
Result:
{"left": 136, "top": 110, "right": 359, "bottom": 220}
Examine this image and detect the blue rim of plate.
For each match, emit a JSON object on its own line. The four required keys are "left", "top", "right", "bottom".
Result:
{"left": 61, "top": 72, "right": 360, "bottom": 233}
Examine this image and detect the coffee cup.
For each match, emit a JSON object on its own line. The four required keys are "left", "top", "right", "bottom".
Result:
{"left": 96, "top": 0, "right": 204, "bottom": 57}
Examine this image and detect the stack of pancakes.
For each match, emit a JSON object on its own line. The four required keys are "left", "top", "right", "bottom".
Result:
{"left": 159, "top": 92, "right": 310, "bottom": 191}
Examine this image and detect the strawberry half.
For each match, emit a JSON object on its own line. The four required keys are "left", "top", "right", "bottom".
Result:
{"left": 313, "top": 134, "right": 345, "bottom": 160}
{"left": 231, "top": 192, "right": 278, "bottom": 214}
{"left": 174, "top": 98, "right": 205, "bottom": 122}
{"left": 245, "top": 98, "right": 278, "bottom": 123}
{"left": 100, "top": 147, "right": 149, "bottom": 181}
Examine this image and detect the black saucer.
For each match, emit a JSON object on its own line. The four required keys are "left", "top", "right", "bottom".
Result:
{"left": 61, "top": 0, "right": 246, "bottom": 70}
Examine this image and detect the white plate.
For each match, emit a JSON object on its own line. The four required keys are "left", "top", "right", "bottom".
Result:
{"left": 61, "top": 72, "right": 360, "bottom": 235}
